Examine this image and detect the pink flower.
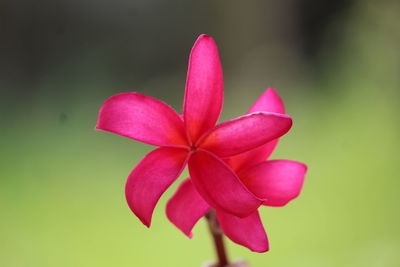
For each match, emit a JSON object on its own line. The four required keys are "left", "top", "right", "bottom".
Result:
{"left": 166, "top": 88, "right": 307, "bottom": 252}
{"left": 96, "top": 35, "right": 292, "bottom": 228}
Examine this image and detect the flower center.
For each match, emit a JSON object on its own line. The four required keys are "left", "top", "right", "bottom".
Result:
{"left": 189, "top": 145, "right": 197, "bottom": 152}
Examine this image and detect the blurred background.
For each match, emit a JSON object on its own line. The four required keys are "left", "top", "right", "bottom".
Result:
{"left": 1, "top": 0, "right": 399, "bottom": 266}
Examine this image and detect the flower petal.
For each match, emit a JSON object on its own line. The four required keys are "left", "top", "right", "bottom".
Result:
{"left": 216, "top": 210, "right": 269, "bottom": 253}
{"left": 239, "top": 160, "right": 307, "bottom": 207}
{"left": 125, "top": 147, "right": 189, "bottom": 227}
{"left": 183, "top": 34, "right": 224, "bottom": 143}
{"left": 166, "top": 179, "right": 210, "bottom": 238}
{"left": 97, "top": 92, "right": 188, "bottom": 147}
{"left": 198, "top": 112, "right": 292, "bottom": 158}
{"left": 247, "top": 88, "right": 285, "bottom": 114}
{"left": 227, "top": 88, "right": 286, "bottom": 171}
{"left": 188, "top": 150, "right": 262, "bottom": 218}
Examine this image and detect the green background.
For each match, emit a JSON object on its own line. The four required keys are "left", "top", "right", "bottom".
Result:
{"left": 1, "top": 1, "right": 399, "bottom": 266}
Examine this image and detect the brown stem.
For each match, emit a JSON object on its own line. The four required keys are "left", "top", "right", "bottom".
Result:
{"left": 206, "top": 209, "right": 229, "bottom": 267}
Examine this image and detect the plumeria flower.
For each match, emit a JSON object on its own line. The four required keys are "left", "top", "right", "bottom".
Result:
{"left": 96, "top": 34, "right": 292, "bottom": 228}
{"left": 167, "top": 88, "right": 307, "bottom": 252}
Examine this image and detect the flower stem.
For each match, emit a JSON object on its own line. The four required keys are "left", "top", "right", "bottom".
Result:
{"left": 205, "top": 209, "right": 229, "bottom": 267}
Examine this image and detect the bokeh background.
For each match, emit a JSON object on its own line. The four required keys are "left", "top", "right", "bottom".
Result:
{"left": 1, "top": 0, "right": 399, "bottom": 266}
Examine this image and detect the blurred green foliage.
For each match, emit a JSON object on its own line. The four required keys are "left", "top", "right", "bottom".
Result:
{"left": 1, "top": 1, "right": 399, "bottom": 266}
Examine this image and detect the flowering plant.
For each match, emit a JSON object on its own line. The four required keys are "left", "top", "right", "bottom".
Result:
{"left": 97, "top": 34, "right": 306, "bottom": 265}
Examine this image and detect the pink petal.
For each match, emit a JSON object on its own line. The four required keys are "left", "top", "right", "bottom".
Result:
{"left": 188, "top": 150, "right": 262, "bottom": 218}
{"left": 125, "top": 147, "right": 189, "bottom": 227}
{"left": 227, "top": 88, "right": 286, "bottom": 171}
{"left": 198, "top": 112, "right": 292, "bottom": 158}
{"left": 166, "top": 179, "right": 210, "bottom": 238}
{"left": 247, "top": 88, "right": 285, "bottom": 114}
{"left": 239, "top": 160, "right": 307, "bottom": 207}
{"left": 216, "top": 210, "right": 269, "bottom": 253}
{"left": 97, "top": 92, "right": 188, "bottom": 147}
{"left": 227, "top": 142, "right": 279, "bottom": 172}
{"left": 183, "top": 34, "right": 224, "bottom": 143}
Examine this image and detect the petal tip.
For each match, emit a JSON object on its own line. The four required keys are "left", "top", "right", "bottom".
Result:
{"left": 192, "top": 34, "right": 217, "bottom": 50}
{"left": 166, "top": 211, "right": 194, "bottom": 238}
{"left": 197, "top": 33, "right": 212, "bottom": 40}
{"left": 247, "top": 87, "right": 285, "bottom": 115}
{"left": 301, "top": 162, "right": 309, "bottom": 172}
{"left": 252, "top": 246, "right": 270, "bottom": 253}
{"left": 135, "top": 211, "right": 152, "bottom": 228}
{"left": 249, "top": 237, "right": 269, "bottom": 253}
{"left": 265, "top": 87, "right": 276, "bottom": 94}
{"left": 143, "top": 221, "right": 151, "bottom": 228}
{"left": 125, "top": 193, "right": 152, "bottom": 228}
